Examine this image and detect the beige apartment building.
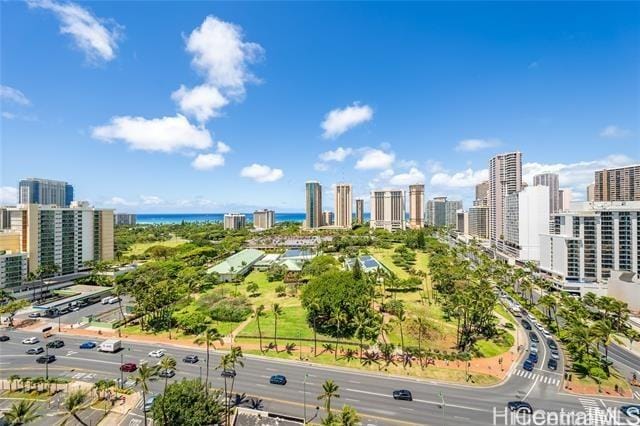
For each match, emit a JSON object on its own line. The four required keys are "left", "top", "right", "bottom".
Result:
{"left": 408, "top": 184, "right": 425, "bottom": 229}
{"left": 334, "top": 183, "right": 352, "bottom": 228}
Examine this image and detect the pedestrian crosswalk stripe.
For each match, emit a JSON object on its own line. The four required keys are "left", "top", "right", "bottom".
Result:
{"left": 514, "top": 370, "right": 560, "bottom": 386}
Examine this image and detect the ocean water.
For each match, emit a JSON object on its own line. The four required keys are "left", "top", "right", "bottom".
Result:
{"left": 136, "top": 213, "right": 371, "bottom": 225}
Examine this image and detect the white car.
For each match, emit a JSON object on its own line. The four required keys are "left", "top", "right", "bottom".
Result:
{"left": 542, "top": 330, "right": 552, "bottom": 338}
{"left": 108, "top": 297, "right": 120, "bottom": 304}
{"left": 148, "top": 349, "right": 166, "bottom": 358}
{"left": 22, "top": 336, "right": 39, "bottom": 344}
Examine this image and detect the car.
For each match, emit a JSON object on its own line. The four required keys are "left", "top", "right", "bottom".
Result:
{"left": 36, "top": 355, "right": 56, "bottom": 364}
{"left": 528, "top": 352, "right": 538, "bottom": 364}
{"left": 120, "top": 363, "right": 137, "bottom": 372}
{"left": 542, "top": 330, "right": 552, "bottom": 339}
{"left": 547, "top": 339, "right": 558, "bottom": 350}
{"left": 148, "top": 349, "right": 166, "bottom": 358}
{"left": 182, "top": 355, "right": 199, "bottom": 364}
{"left": 523, "top": 359, "right": 534, "bottom": 371}
{"left": 392, "top": 390, "right": 413, "bottom": 401}
{"left": 269, "top": 375, "right": 287, "bottom": 385}
{"left": 550, "top": 350, "right": 560, "bottom": 360}
{"left": 159, "top": 369, "right": 175, "bottom": 378}
{"left": 520, "top": 320, "right": 532, "bottom": 330}
{"left": 529, "top": 342, "right": 538, "bottom": 352}
{"left": 28, "top": 312, "right": 41, "bottom": 318}
{"left": 621, "top": 405, "right": 640, "bottom": 417}
{"left": 143, "top": 395, "right": 156, "bottom": 412}
{"left": 58, "top": 307, "right": 71, "bottom": 315}
{"left": 77, "top": 300, "right": 88, "bottom": 308}
{"left": 0, "top": 335, "right": 9, "bottom": 342}
{"left": 527, "top": 313, "right": 536, "bottom": 321}
{"left": 547, "top": 359, "right": 558, "bottom": 371}
{"left": 79, "top": 341, "right": 96, "bottom": 349}
{"left": 70, "top": 306, "right": 80, "bottom": 312}
{"left": 22, "top": 337, "right": 39, "bottom": 344}
{"left": 46, "top": 340, "right": 65, "bottom": 349}
{"left": 221, "top": 369, "right": 236, "bottom": 378}
{"left": 508, "top": 401, "right": 533, "bottom": 414}
{"left": 108, "top": 297, "right": 120, "bottom": 304}
{"left": 26, "top": 346, "right": 44, "bottom": 355}
{"left": 529, "top": 332, "right": 539, "bottom": 343}
{"left": 101, "top": 296, "right": 112, "bottom": 304}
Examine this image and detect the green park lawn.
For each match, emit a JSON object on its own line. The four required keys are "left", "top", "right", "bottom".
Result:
{"left": 240, "top": 304, "right": 331, "bottom": 341}
{"left": 125, "top": 237, "right": 188, "bottom": 256}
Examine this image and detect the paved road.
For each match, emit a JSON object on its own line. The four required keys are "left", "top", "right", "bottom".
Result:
{"left": 1, "top": 329, "right": 635, "bottom": 426}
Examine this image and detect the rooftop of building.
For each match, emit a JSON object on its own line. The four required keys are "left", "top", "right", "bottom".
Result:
{"left": 207, "top": 248, "right": 265, "bottom": 275}
{"left": 555, "top": 201, "right": 640, "bottom": 214}
{"left": 234, "top": 408, "right": 303, "bottom": 426}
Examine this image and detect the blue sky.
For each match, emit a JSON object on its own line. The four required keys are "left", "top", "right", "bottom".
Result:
{"left": 1, "top": 1, "right": 638, "bottom": 213}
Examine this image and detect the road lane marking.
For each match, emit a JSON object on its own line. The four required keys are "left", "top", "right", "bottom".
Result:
{"left": 522, "top": 376, "right": 538, "bottom": 400}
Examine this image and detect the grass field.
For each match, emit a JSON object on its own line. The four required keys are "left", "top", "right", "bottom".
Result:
{"left": 125, "top": 237, "right": 188, "bottom": 256}
{"left": 240, "top": 304, "right": 331, "bottom": 341}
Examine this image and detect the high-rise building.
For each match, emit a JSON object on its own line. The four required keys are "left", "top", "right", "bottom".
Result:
{"left": 5, "top": 202, "right": 113, "bottom": 277}
{"left": 468, "top": 205, "right": 489, "bottom": 239}
{"left": 355, "top": 199, "right": 364, "bottom": 224}
{"left": 408, "top": 184, "right": 425, "bottom": 229}
{"left": 558, "top": 189, "right": 572, "bottom": 212}
{"left": 334, "top": 183, "right": 352, "bottom": 228}
{"left": 594, "top": 165, "right": 640, "bottom": 201}
{"left": 322, "top": 210, "right": 334, "bottom": 226}
{"left": 586, "top": 183, "right": 595, "bottom": 202}
{"left": 489, "top": 152, "right": 523, "bottom": 244}
{"left": 223, "top": 213, "right": 246, "bottom": 230}
{"left": 0, "top": 207, "right": 11, "bottom": 230}
{"left": 502, "top": 186, "right": 549, "bottom": 261}
{"left": 114, "top": 213, "right": 136, "bottom": 226}
{"left": 425, "top": 197, "right": 462, "bottom": 227}
{"left": 305, "top": 181, "right": 323, "bottom": 229}
{"left": 475, "top": 181, "right": 489, "bottom": 206}
{"left": 19, "top": 178, "right": 74, "bottom": 207}
{"left": 456, "top": 210, "right": 468, "bottom": 234}
{"left": 540, "top": 201, "right": 640, "bottom": 282}
{"left": 370, "top": 189, "right": 405, "bottom": 231}
{"left": 0, "top": 251, "right": 28, "bottom": 289}
{"left": 533, "top": 173, "right": 560, "bottom": 214}
{"left": 253, "top": 209, "right": 275, "bottom": 230}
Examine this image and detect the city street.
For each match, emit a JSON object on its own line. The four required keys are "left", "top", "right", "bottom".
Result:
{"left": 1, "top": 328, "right": 636, "bottom": 425}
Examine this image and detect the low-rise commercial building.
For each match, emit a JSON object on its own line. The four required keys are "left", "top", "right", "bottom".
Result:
{"left": 207, "top": 248, "right": 265, "bottom": 282}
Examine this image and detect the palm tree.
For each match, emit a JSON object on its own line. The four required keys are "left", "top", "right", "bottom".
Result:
{"left": 4, "top": 399, "right": 41, "bottom": 425}
{"left": 592, "top": 319, "right": 614, "bottom": 362}
{"left": 414, "top": 317, "right": 429, "bottom": 369}
{"left": 317, "top": 379, "right": 340, "bottom": 417}
{"left": 329, "top": 308, "right": 348, "bottom": 360}
{"left": 339, "top": 405, "right": 360, "bottom": 426}
{"left": 133, "top": 363, "right": 159, "bottom": 426}
{"left": 194, "top": 326, "right": 223, "bottom": 393}
{"left": 158, "top": 356, "right": 177, "bottom": 425}
{"left": 217, "top": 354, "right": 233, "bottom": 425}
{"left": 272, "top": 303, "right": 283, "bottom": 352}
{"left": 226, "top": 346, "right": 244, "bottom": 424}
{"left": 61, "top": 390, "right": 90, "bottom": 426}
{"left": 353, "top": 311, "right": 370, "bottom": 359}
{"left": 254, "top": 305, "right": 265, "bottom": 353}
{"left": 395, "top": 306, "right": 407, "bottom": 355}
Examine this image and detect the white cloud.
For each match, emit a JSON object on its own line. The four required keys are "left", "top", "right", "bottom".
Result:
{"left": 455, "top": 138, "right": 501, "bottom": 152}
{"left": 355, "top": 148, "right": 395, "bottom": 170}
{"left": 314, "top": 162, "right": 329, "bottom": 172}
{"left": 0, "top": 186, "right": 18, "bottom": 204}
{"left": 319, "top": 147, "right": 353, "bottom": 162}
{"left": 430, "top": 168, "right": 489, "bottom": 188}
{"left": 105, "top": 196, "right": 135, "bottom": 206}
{"left": 140, "top": 195, "right": 164, "bottom": 205}
{"left": 600, "top": 125, "right": 631, "bottom": 139}
{"left": 171, "top": 84, "right": 229, "bottom": 123}
{"left": 27, "top": 0, "right": 122, "bottom": 63}
{"left": 185, "top": 16, "right": 264, "bottom": 96}
{"left": 389, "top": 167, "right": 425, "bottom": 185}
{"left": 2, "top": 112, "right": 17, "bottom": 120}
{"left": 425, "top": 160, "right": 445, "bottom": 174}
{"left": 321, "top": 103, "right": 373, "bottom": 139}
{"left": 240, "top": 163, "right": 284, "bottom": 183}
{"left": 91, "top": 114, "right": 212, "bottom": 153}
{"left": 191, "top": 153, "right": 225, "bottom": 171}
{"left": 0, "top": 85, "right": 31, "bottom": 106}
{"left": 216, "top": 141, "right": 231, "bottom": 154}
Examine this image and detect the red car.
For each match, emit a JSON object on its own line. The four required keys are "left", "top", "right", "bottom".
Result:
{"left": 120, "top": 363, "right": 137, "bottom": 372}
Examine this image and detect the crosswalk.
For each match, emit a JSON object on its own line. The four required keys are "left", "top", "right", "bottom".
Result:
{"left": 513, "top": 369, "right": 560, "bottom": 386}
{"left": 578, "top": 398, "right": 611, "bottom": 425}
{"left": 634, "top": 391, "right": 640, "bottom": 400}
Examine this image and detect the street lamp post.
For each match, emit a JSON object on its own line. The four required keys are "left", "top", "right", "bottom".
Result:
{"left": 439, "top": 391, "right": 446, "bottom": 426}
{"left": 45, "top": 343, "right": 49, "bottom": 380}
{"left": 303, "top": 373, "right": 308, "bottom": 424}
{"left": 120, "top": 351, "right": 124, "bottom": 387}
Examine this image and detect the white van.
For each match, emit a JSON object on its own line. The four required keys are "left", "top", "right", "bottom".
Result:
{"left": 101, "top": 296, "right": 112, "bottom": 305}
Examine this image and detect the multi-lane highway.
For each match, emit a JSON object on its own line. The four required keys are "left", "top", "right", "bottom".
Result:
{"left": 1, "top": 328, "right": 636, "bottom": 426}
